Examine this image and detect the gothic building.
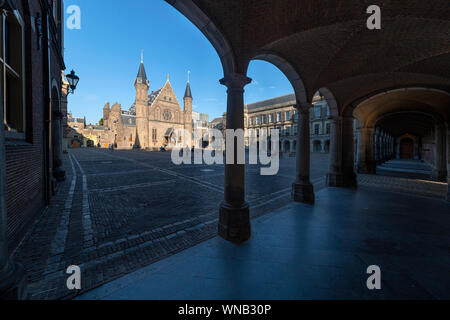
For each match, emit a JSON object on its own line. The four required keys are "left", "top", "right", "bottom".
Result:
{"left": 99, "top": 56, "right": 193, "bottom": 149}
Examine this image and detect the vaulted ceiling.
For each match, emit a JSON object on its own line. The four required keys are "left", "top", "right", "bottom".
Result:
{"left": 167, "top": 0, "right": 450, "bottom": 113}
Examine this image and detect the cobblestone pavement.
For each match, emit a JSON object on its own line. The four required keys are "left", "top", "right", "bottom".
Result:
{"left": 13, "top": 149, "right": 330, "bottom": 300}
{"left": 12, "top": 149, "right": 449, "bottom": 299}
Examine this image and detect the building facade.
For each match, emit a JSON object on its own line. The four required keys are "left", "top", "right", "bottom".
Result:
{"left": 2, "top": 0, "right": 65, "bottom": 249}
{"left": 221, "top": 93, "right": 331, "bottom": 153}
{"left": 0, "top": 0, "right": 66, "bottom": 298}
{"left": 69, "top": 58, "right": 194, "bottom": 150}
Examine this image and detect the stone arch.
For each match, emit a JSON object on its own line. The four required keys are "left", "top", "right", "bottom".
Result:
{"left": 398, "top": 134, "right": 418, "bottom": 160}
{"left": 318, "top": 87, "right": 340, "bottom": 118}
{"left": 348, "top": 86, "right": 450, "bottom": 125}
{"left": 251, "top": 51, "right": 308, "bottom": 105}
{"left": 166, "top": 0, "right": 237, "bottom": 76}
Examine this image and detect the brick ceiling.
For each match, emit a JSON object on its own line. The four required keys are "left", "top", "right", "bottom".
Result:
{"left": 170, "top": 0, "right": 450, "bottom": 114}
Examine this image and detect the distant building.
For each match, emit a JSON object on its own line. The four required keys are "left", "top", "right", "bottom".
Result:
{"left": 220, "top": 93, "right": 331, "bottom": 153}
{"left": 69, "top": 55, "right": 194, "bottom": 150}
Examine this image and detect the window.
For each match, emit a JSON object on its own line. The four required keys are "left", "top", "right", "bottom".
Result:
{"left": 326, "top": 107, "right": 330, "bottom": 117}
{"left": 262, "top": 115, "right": 267, "bottom": 124}
{"left": 152, "top": 128, "right": 157, "bottom": 141}
{"left": 277, "top": 112, "right": 281, "bottom": 122}
{"left": 269, "top": 114, "right": 274, "bottom": 123}
{"left": 285, "top": 111, "right": 290, "bottom": 121}
{"left": 1, "top": 11, "right": 26, "bottom": 138}
{"left": 163, "top": 110, "right": 172, "bottom": 121}
{"left": 294, "top": 110, "right": 298, "bottom": 121}
{"left": 314, "top": 124, "right": 320, "bottom": 135}
{"left": 256, "top": 117, "right": 260, "bottom": 125}
{"left": 326, "top": 123, "right": 331, "bottom": 135}
{"left": 314, "top": 106, "right": 321, "bottom": 118}
{"left": 250, "top": 117, "right": 254, "bottom": 126}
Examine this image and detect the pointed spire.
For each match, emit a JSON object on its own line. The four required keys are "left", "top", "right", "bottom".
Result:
{"left": 136, "top": 50, "right": 148, "bottom": 84}
{"left": 184, "top": 70, "right": 192, "bottom": 99}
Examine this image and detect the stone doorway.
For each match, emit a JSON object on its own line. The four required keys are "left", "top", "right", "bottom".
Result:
{"left": 400, "top": 138, "right": 414, "bottom": 159}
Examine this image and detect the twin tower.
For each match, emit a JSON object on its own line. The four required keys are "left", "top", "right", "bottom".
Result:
{"left": 133, "top": 52, "right": 193, "bottom": 149}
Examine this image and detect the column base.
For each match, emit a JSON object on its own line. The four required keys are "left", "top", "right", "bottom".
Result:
{"left": 357, "top": 160, "right": 377, "bottom": 174}
{"left": 326, "top": 172, "right": 357, "bottom": 188}
{"left": 0, "top": 261, "right": 27, "bottom": 300}
{"left": 432, "top": 170, "right": 447, "bottom": 182}
{"left": 292, "top": 181, "right": 315, "bottom": 204}
{"left": 218, "top": 201, "right": 251, "bottom": 244}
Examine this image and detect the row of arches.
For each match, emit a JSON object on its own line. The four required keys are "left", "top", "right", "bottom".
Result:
{"left": 167, "top": 0, "right": 450, "bottom": 244}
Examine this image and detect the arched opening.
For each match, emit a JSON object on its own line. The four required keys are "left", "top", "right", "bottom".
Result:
{"left": 313, "top": 140, "right": 322, "bottom": 153}
{"left": 400, "top": 138, "right": 414, "bottom": 159}
{"left": 352, "top": 88, "right": 450, "bottom": 183}
{"left": 324, "top": 140, "right": 330, "bottom": 153}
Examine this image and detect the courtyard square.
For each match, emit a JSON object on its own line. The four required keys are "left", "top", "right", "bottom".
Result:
{"left": 13, "top": 149, "right": 329, "bottom": 299}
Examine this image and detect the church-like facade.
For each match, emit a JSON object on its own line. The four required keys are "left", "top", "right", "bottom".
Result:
{"left": 100, "top": 56, "right": 193, "bottom": 149}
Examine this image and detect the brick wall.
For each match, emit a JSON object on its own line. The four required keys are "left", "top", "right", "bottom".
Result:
{"left": 5, "top": 0, "right": 64, "bottom": 251}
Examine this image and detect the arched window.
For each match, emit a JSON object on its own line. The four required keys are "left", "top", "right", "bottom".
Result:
{"left": 1, "top": 10, "right": 26, "bottom": 138}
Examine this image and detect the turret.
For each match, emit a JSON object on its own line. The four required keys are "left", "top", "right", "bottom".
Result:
{"left": 184, "top": 71, "right": 193, "bottom": 146}
{"left": 135, "top": 50, "right": 149, "bottom": 149}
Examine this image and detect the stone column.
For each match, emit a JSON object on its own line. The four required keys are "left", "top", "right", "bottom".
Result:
{"left": 357, "top": 127, "right": 376, "bottom": 174}
{"left": 292, "top": 106, "right": 314, "bottom": 204}
{"left": 446, "top": 123, "right": 450, "bottom": 201}
{"left": 327, "top": 116, "right": 357, "bottom": 187}
{"left": 218, "top": 74, "right": 252, "bottom": 243}
{"left": 374, "top": 129, "right": 380, "bottom": 165}
{"left": 396, "top": 138, "right": 401, "bottom": 159}
{"left": 433, "top": 123, "right": 447, "bottom": 182}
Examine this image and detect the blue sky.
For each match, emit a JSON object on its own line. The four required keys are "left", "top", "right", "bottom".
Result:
{"left": 64, "top": 0, "right": 294, "bottom": 124}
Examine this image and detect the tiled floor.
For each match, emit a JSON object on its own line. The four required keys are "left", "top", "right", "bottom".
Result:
{"left": 78, "top": 187, "right": 450, "bottom": 300}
